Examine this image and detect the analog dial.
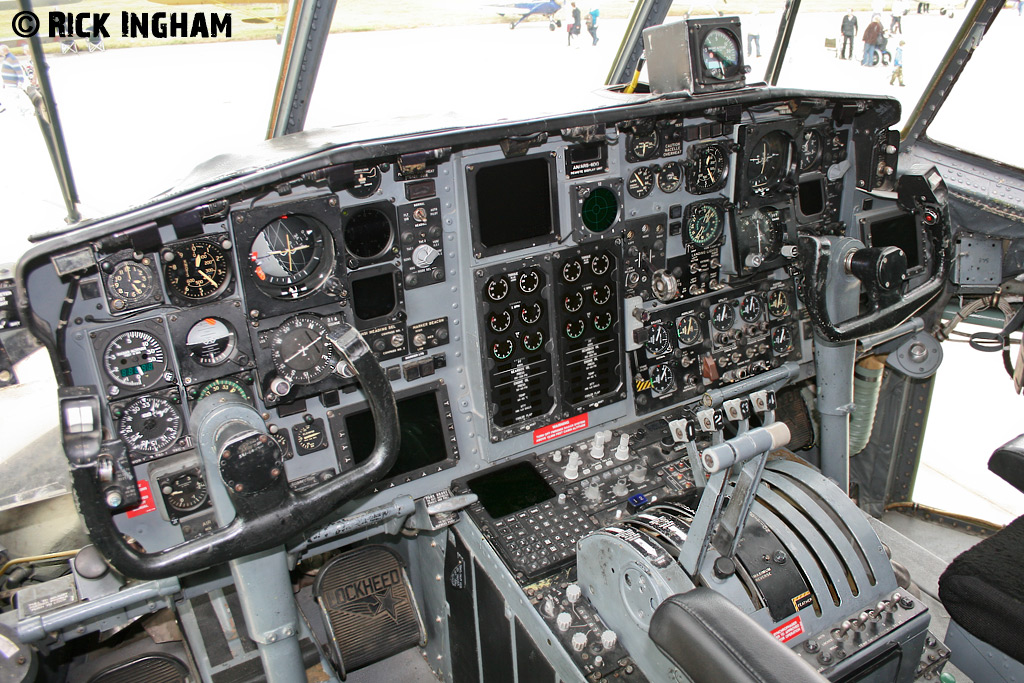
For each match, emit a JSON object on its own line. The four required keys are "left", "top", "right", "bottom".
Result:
{"left": 701, "top": 28, "right": 742, "bottom": 80}
{"left": 799, "top": 130, "right": 823, "bottom": 171}
{"left": 676, "top": 313, "right": 703, "bottom": 346}
{"left": 492, "top": 338, "right": 515, "bottom": 360}
{"left": 747, "top": 131, "right": 792, "bottom": 196}
{"left": 520, "top": 301, "right": 543, "bottom": 325}
{"left": 249, "top": 214, "right": 333, "bottom": 298}
{"left": 161, "top": 468, "right": 208, "bottom": 513}
{"left": 771, "top": 326, "right": 794, "bottom": 354}
{"left": 564, "top": 291, "right": 584, "bottom": 313}
{"left": 486, "top": 276, "right": 510, "bottom": 301}
{"left": 349, "top": 164, "right": 382, "bottom": 198}
{"left": 489, "top": 309, "right": 512, "bottom": 332}
{"left": 518, "top": 269, "right": 541, "bottom": 294}
{"left": 650, "top": 364, "right": 675, "bottom": 395}
{"left": 185, "top": 318, "right": 236, "bottom": 367}
{"left": 590, "top": 251, "right": 612, "bottom": 276}
{"left": 689, "top": 144, "right": 729, "bottom": 193}
{"left": 103, "top": 330, "right": 168, "bottom": 389}
{"left": 592, "top": 284, "right": 612, "bottom": 306}
{"left": 645, "top": 322, "right": 672, "bottom": 356}
{"left": 686, "top": 203, "right": 724, "bottom": 247}
{"left": 562, "top": 259, "right": 583, "bottom": 282}
{"left": 768, "top": 289, "right": 791, "bottom": 318}
{"left": 742, "top": 208, "right": 784, "bottom": 265}
{"left": 108, "top": 262, "right": 155, "bottom": 304}
{"left": 711, "top": 302, "right": 736, "bottom": 332}
{"left": 522, "top": 330, "right": 545, "bottom": 353}
{"left": 565, "top": 319, "right": 585, "bottom": 339}
{"left": 740, "top": 295, "right": 763, "bottom": 323}
{"left": 657, "top": 162, "right": 682, "bottom": 193}
{"left": 268, "top": 315, "right": 336, "bottom": 385}
{"left": 628, "top": 130, "right": 661, "bottom": 161}
{"left": 627, "top": 167, "right": 655, "bottom": 199}
{"left": 593, "top": 311, "right": 613, "bottom": 332}
{"left": 197, "top": 377, "right": 251, "bottom": 402}
{"left": 164, "top": 241, "right": 230, "bottom": 301}
{"left": 118, "top": 395, "right": 182, "bottom": 454}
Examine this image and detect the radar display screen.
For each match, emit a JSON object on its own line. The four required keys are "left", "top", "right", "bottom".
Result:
{"left": 869, "top": 212, "right": 921, "bottom": 269}
{"left": 348, "top": 390, "right": 448, "bottom": 478}
{"left": 471, "top": 156, "right": 556, "bottom": 252}
{"left": 465, "top": 461, "right": 556, "bottom": 519}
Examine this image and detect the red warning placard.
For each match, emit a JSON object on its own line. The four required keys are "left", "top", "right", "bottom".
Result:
{"left": 126, "top": 480, "right": 157, "bottom": 519}
{"left": 771, "top": 616, "right": 804, "bottom": 643}
{"left": 533, "top": 413, "right": 589, "bottom": 445}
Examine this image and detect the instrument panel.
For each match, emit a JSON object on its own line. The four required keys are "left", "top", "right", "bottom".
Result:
{"left": 20, "top": 88, "right": 903, "bottom": 555}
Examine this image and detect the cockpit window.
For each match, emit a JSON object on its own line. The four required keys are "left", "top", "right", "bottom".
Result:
{"left": 926, "top": 10, "right": 1023, "bottom": 169}
{"left": 774, "top": 0, "right": 976, "bottom": 128}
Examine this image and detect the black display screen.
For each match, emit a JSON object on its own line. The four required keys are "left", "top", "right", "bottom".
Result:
{"left": 348, "top": 390, "right": 448, "bottom": 478}
{"left": 351, "top": 272, "right": 396, "bottom": 320}
{"left": 466, "top": 461, "right": 556, "bottom": 519}
{"left": 869, "top": 213, "right": 921, "bottom": 269}
{"left": 798, "top": 178, "right": 825, "bottom": 216}
{"left": 473, "top": 156, "right": 555, "bottom": 249}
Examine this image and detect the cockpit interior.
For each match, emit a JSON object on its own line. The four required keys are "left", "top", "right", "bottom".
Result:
{"left": 2, "top": 1, "right": 1024, "bottom": 681}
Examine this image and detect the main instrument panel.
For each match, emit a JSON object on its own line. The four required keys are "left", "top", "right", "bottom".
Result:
{"left": 20, "top": 88, "right": 906, "bottom": 562}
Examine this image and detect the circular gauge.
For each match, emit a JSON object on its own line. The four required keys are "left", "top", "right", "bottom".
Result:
{"left": 592, "top": 283, "right": 612, "bottom": 306}
{"left": 593, "top": 311, "right": 613, "bottom": 332}
{"left": 771, "top": 326, "right": 794, "bottom": 354}
{"left": 676, "top": 313, "right": 702, "bottom": 346}
{"left": 486, "top": 276, "right": 509, "bottom": 301}
{"left": 799, "top": 130, "right": 823, "bottom": 172}
{"left": 249, "top": 214, "right": 333, "bottom": 299}
{"left": 690, "top": 144, "right": 729, "bottom": 193}
{"left": 711, "top": 302, "right": 736, "bottom": 332}
{"left": 701, "top": 28, "right": 742, "bottom": 80}
{"left": 768, "top": 289, "right": 791, "bottom": 317}
{"left": 197, "top": 377, "right": 252, "bottom": 402}
{"left": 349, "top": 164, "right": 382, "bottom": 198}
{"left": 740, "top": 295, "right": 763, "bottom": 323}
{"left": 185, "top": 318, "right": 236, "bottom": 367}
{"left": 108, "top": 262, "right": 155, "bottom": 304}
{"left": 562, "top": 259, "right": 583, "bottom": 282}
{"left": 564, "top": 291, "right": 584, "bottom": 313}
{"left": 658, "top": 162, "right": 682, "bottom": 193}
{"left": 118, "top": 395, "right": 182, "bottom": 454}
{"left": 522, "top": 330, "right": 545, "bottom": 353}
{"left": 521, "top": 302, "right": 543, "bottom": 325}
{"left": 268, "top": 315, "right": 336, "bottom": 385}
{"left": 742, "top": 209, "right": 784, "bottom": 265}
{"left": 686, "top": 203, "right": 724, "bottom": 247}
{"left": 590, "top": 251, "right": 612, "bottom": 276}
{"left": 164, "top": 241, "right": 230, "bottom": 301}
{"left": 645, "top": 322, "right": 672, "bottom": 356}
{"left": 628, "top": 130, "right": 661, "bottom": 161}
{"left": 492, "top": 339, "right": 514, "bottom": 360}
{"left": 161, "top": 469, "right": 208, "bottom": 513}
{"left": 489, "top": 309, "right": 512, "bottom": 332}
{"left": 518, "top": 269, "right": 541, "bottom": 294}
{"left": 747, "top": 131, "right": 793, "bottom": 197}
{"left": 581, "top": 187, "right": 619, "bottom": 233}
{"left": 103, "top": 330, "right": 168, "bottom": 389}
{"left": 565, "top": 319, "right": 585, "bottom": 339}
{"left": 650, "top": 364, "right": 675, "bottom": 395}
{"left": 343, "top": 207, "right": 393, "bottom": 260}
{"left": 627, "top": 167, "right": 655, "bottom": 199}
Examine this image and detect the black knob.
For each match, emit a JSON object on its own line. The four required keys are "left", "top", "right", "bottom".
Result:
{"left": 713, "top": 556, "right": 736, "bottom": 579}
{"left": 847, "top": 246, "right": 907, "bottom": 291}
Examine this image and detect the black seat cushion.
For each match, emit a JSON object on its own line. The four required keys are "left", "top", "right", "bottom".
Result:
{"left": 989, "top": 434, "right": 1024, "bottom": 494}
{"left": 939, "top": 514, "right": 1024, "bottom": 662}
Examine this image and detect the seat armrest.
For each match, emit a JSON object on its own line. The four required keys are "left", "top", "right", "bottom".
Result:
{"left": 649, "top": 588, "right": 826, "bottom": 683}
{"left": 989, "top": 435, "right": 1024, "bottom": 494}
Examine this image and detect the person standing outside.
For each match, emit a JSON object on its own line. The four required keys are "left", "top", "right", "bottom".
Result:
{"left": 861, "top": 15, "right": 883, "bottom": 66}
{"left": 585, "top": 7, "right": 599, "bottom": 46}
{"left": 568, "top": 2, "right": 582, "bottom": 47}
{"left": 1, "top": 46, "right": 25, "bottom": 90}
{"left": 890, "top": 40, "right": 905, "bottom": 86}
{"left": 890, "top": 0, "right": 905, "bottom": 32}
{"left": 747, "top": 9, "right": 762, "bottom": 58}
{"left": 840, "top": 10, "right": 858, "bottom": 60}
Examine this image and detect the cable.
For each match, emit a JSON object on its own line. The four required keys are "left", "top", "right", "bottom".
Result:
{"left": 0, "top": 550, "right": 81, "bottom": 577}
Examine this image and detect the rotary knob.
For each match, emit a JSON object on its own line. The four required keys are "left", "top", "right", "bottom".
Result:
{"left": 411, "top": 244, "right": 441, "bottom": 268}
